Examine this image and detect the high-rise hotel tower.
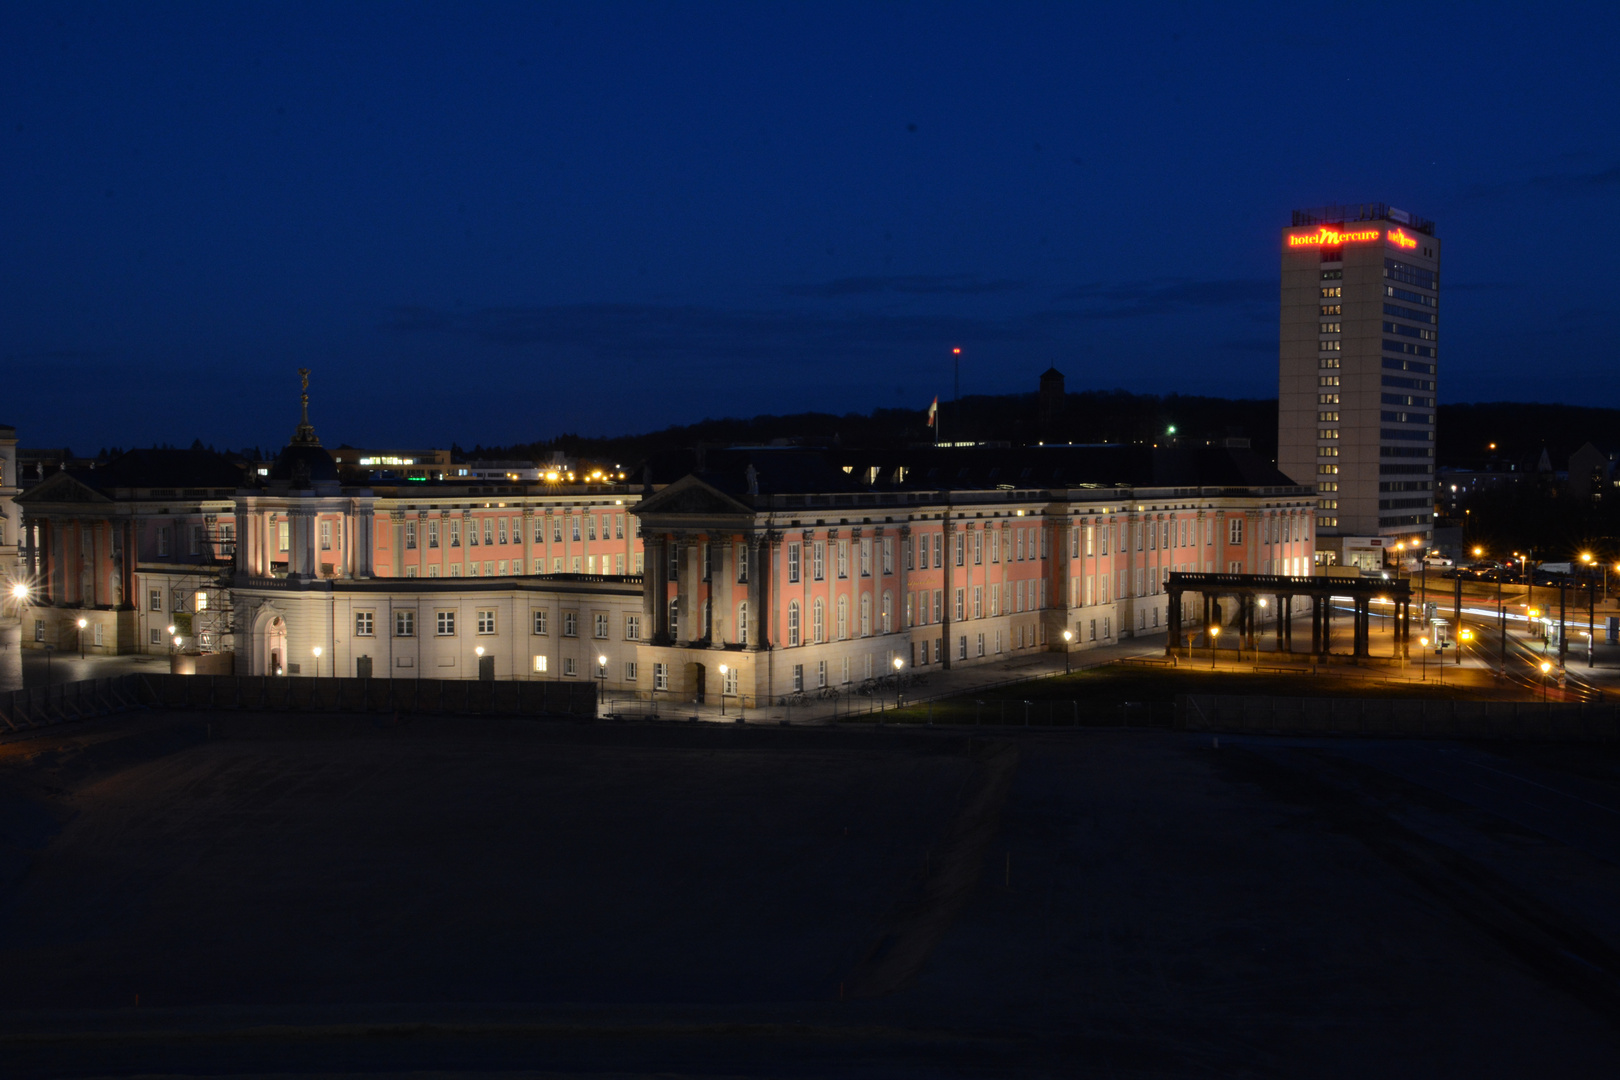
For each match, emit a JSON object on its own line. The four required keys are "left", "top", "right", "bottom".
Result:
{"left": 1278, "top": 204, "right": 1439, "bottom": 564}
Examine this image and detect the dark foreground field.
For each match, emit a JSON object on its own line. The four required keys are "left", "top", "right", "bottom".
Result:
{"left": 4, "top": 713, "right": 1620, "bottom": 1077}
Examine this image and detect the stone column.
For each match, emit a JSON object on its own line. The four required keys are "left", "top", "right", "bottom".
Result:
{"left": 355, "top": 508, "right": 374, "bottom": 578}
{"left": 676, "top": 534, "right": 697, "bottom": 646}
{"left": 521, "top": 508, "right": 534, "bottom": 576}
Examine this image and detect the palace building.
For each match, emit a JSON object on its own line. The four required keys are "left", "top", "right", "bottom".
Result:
{"left": 15, "top": 376, "right": 1314, "bottom": 704}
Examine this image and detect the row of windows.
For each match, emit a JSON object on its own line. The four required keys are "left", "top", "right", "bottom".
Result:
{"left": 1319, "top": 375, "right": 1340, "bottom": 386}
{"left": 1317, "top": 464, "right": 1339, "bottom": 475}
{"left": 1317, "top": 411, "right": 1339, "bottom": 422}
{"left": 1319, "top": 393, "right": 1340, "bottom": 405}
{"left": 1380, "top": 464, "right": 1433, "bottom": 475}
{"left": 1321, "top": 270, "right": 1343, "bottom": 281}
{"left": 1382, "top": 303, "right": 1436, "bottom": 324}
{"left": 1317, "top": 481, "right": 1338, "bottom": 492}
{"left": 1384, "top": 339, "right": 1438, "bottom": 359}
{"left": 1318, "top": 429, "right": 1339, "bottom": 440}
{"left": 1320, "top": 286, "right": 1342, "bottom": 298}
{"left": 1380, "top": 446, "right": 1436, "bottom": 458}
{"left": 1381, "top": 393, "right": 1434, "bottom": 407}
{"left": 352, "top": 608, "right": 643, "bottom": 640}
{"left": 1319, "top": 321, "right": 1342, "bottom": 333}
{"left": 1318, "top": 446, "right": 1340, "bottom": 457}
{"left": 1319, "top": 304, "right": 1342, "bottom": 316}
{"left": 1381, "top": 428, "right": 1434, "bottom": 441}
{"left": 1383, "top": 321, "right": 1438, "bottom": 341}
{"left": 1380, "top": 410, "right": 1432, "bottom": 424}
{"left": 1379, "top": 481, "right": 1431, "bottom": 492}
{"left": 1386, "top": 284, "right": 1436, "bottom": 308}
{"left": 402, "top": 511, "right": 628, "bottom": 551}
{"left": 1319, "top": 356, "right": 1340, "bottom": 368}
{"left": 151, "top": 522, "right": 237, "bottom": 558}
{"left": 1384, "top": 259, "right": 1437, "bottom": 291}
{"left": 1319, "top": 340, "right": 1342, "bottom": 352}
{"left": 1382, "top": 373, "right": 1435, "bottom": 391}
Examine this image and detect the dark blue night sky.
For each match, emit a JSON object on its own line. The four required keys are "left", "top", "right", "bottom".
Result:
{"left": 5, "top": 3, "right": 1618, "bottom": 453}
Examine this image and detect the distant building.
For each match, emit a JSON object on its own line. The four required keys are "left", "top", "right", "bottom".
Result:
{"left": 1566, "top": 442, "right": 1615, "bottom": 504}
{"left": 327, "top": 445, "right": 451, "bottom": 481}
{"left": 0, "top": 425, "right": 18, "bottom": 581}
{"left": 1277, "top": 203, "right": 1440, "bottom": 563}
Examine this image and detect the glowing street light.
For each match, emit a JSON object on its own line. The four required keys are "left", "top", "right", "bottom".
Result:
{"left": 1540, "top": 658, "right": 1553, "bottom": 700}
{"left": 1062, "top": 628, "right": 1073, "bottom": 673}
{"left": 10, "top": 583, "right": 27, "bottom": 600}
{"left": 77, "top": 617, "right": 87, "bottom": 659}
{"left": 718, "top": 662, "right": 728, "bottom": 716}
{"left": 1420, "top": 636, "right": 1429, "bottom": 681}
{"left": 312, "top": 644, "right": 322, "bottom": 677}
{"left": 1209, "top": 624, "right": 1220, "bottom": 669}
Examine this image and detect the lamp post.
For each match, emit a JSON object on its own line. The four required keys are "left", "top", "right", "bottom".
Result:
{"left": 1540, "top": 659, "right": 1552, "bottom": 701}
{"left": 1062, "top": 629, "right": 1073, "bottom": 674}
{"left": 599, "top": 654, "right": 609, "bottom": 713}
{"left": 312, "top": 645, "right": 322, "bottom": 677}
{"left": 1458, "top": 627, "right": 1471, "bottom": 666}
{"left": 76, "top": 617, "right": 87, "bottom": 659}
{"left": 1419, "top": 636, "right": 1429, "bottom": 681}
{"left": 1209, "top": 625, "right": 1220, "bottom": 669}
{"left": 717, "top": 662, "right": 728, "bottom": 716}
{"left": 1582, "top": 552, "right": 1596, "bottom": 668}
{"left": 892, "top": 655, "right": 904, "bottom": 709}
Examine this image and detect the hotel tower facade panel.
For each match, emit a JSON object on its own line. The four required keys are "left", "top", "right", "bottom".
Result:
{"left": 1278, "top": 204, "right": 1439, "bottom": 560}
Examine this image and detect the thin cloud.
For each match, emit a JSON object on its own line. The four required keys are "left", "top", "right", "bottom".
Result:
{"left": 1462, "top": 162, "right": 1620, "bottom": 200}
{"left": 782, "top": 274, "right": 1028, "bottom": 298}
{"left": 1052, "top": 277, "right": 1274, "bottom": 319}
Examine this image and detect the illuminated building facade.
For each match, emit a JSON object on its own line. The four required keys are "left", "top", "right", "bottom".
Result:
{"left": 631, "top": 446, "right": 1313, "bottom": 705}
{"left": 1277, "top": 204, "right": 1440, "bottom": 566}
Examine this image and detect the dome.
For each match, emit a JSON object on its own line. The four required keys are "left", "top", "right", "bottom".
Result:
{"left": 269, "top": 442, "right": 339, "bottom": 487}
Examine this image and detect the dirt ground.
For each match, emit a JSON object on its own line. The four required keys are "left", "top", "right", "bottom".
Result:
{"left": 4, "top": 713, "right": 1620, "bottom": 1077}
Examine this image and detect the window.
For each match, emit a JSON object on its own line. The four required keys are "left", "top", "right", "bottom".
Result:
{"left": 837, "top": 540, "right": 849, "bottom": 579}
{"left": 624, "top": 660, "right": 637, "bottom": 681}
{"left": 737, "top": 603, "right": 747, "bottom": 645}
{"left": 498, "top": 519, "right": 508, "bottom": 544}
{"left": 669, "top": 598, "right": 678, "bottom": 638}
{"left": 958, "top": 635, "right": 967, "bottom": 660}
{"left": 587, "top": 516, "right": 597, "bottom": 541}
{"left": 534, "top": 655, "right": 548, "bottom": 673}
{"left": 932, "top": 589, "right": 942, "bottom": 623}
{"left": 792, "top": 664, "right": 803, "bottom": 692}
{"left": 436, "top": 611, "right": 455, "bottom": 636}
{"left": 881, "top": 592, "right": 893, "bottom": 633}
{"left": 486, "top": 519, "right": 495, "bottom": 545}
{"left": 932, "top": 533, "right": 942, "bottom": 568}
{"left": 533, "top": 609, "right": 549, "bottom": 635}
{"left": 974, "top": 531, "right": 983, "bottom": 565}
{"left": 571, "top": 517, "right": 581, "bottom": 542}
{"left": 859, "top": 538, "right": 871, "bottom": 577}
{"left": 817, "top": 660, "right": 827, "bottom": 688}
{"left": 150, "top": 627, "right": 161, "bottom": 645}
{"left": 356, "top": 611, "right": 374, "bottom": 636}
{"left": 813, "top": 598, "right": 826, "bottom": 643}
{"left": 954, "top": 588, "right": 965, "bottom": 621}
{"left": 787, "top": 542, "right": 801, "bottom": 583}
{"left": 468, "top": 519, "right": 480, "bottom": 546}
{"left": 157, "top": 526, "right": 170, "bottom": 557}
{"left": 860, "top": 594, "right": 871, "bottom": 637}
{"left": 616, "top": 514, "right": 625, "bottom": 539}
{"left": 35, "top": 619, "right": 43, "bottom": 643}
{"left": 594, "top": 613, "right": 609, "bottom": 639}
{"left": 449, "top": 520, "right": 460, "bottom": 547}
{"left": 625, "top": 614, "right": 641, "bottom": 640}
{"left": 1320, "top": 286, "right": 1341, "bottom": 298}
{"left": 813, "top": 542, "right": 825, "bottom": 581}
{"left": 148, "top": 588, "right": 162, "bottom": 612}
{"left": 905, "top": 535, "right": 915, "bottom": 570}
{"left": 836, "top": 595, "right": 848, "bottom": 640}
{"left": 654, "top": 662, "right": 668, "bottom": 690}
{"left": 788, "top": 601, "right": 800, "bottom": 646}
{"left": 563, "top": 612, "right": 578, "bottom": 637}
{"left": 405, "top": 521, "right": 417, "bottom": 549}
{"left": 552, "top": 517, "right": 562, "bottom": 543}
{"left": 477, "top": 610, "right": 496, "bottom": 634}
{"left": 395, "top": 610, "right": 415, "bottom": 637}
{"left": 736, "top": 544, "right": 748, "bottom": 584}
{"left": 954, "top": 532, "right": 965, "bottom": 567}
{"left": 973, "top": 585, "right": 983, "bottom": 618}
{"left": 190, "top": 524, "right": 204, "bottom": 555}
{"left": 428, "top": 520, "right": 440, "bottom": 548}
{"left": 882, "top": 537, "right": 894, "bottom": 575}
{"left": 723, "top": 667, "right": 737, "bottom": 695}
{"left": 563, "top": 658, "right": 577, "bottom": 677}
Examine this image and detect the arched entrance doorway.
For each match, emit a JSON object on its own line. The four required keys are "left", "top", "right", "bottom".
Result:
{"left": 688, "top": 661, "right": 706, "bottom": 703}
{"left": 264, "top": 616, "right": 287, "bottom": 675}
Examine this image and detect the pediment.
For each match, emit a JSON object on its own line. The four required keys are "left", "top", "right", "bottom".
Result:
{"left": 632, "top": 475, "right": 753, "bottom": 517}
{"left": 14, "top": 472, "right": 113, "bottom": 506}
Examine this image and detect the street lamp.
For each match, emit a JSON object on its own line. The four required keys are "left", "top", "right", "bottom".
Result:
{"left": 718, "top": 662, "right": 728, "bottom": 716}
{"left": 1062, "top": 628, "right": 1073, "bottom": 674}
{"left": 1419, "top": 636, "right": 1429, "bottom": 681}
{"left": 76, "top": 617, "right": 87, "bottom": 659}
{"left": 1458, "top": 627, "right": 1472, "bottom": 666}
{"left": 1209, "top": 624, "right": 1220, "bottom": 669}
{"left": 1540, "top": 659, "right": 1553, "bottom": 701}
{"left": 598, "top": 653, "right": 609, "bottom": 711}
{"left": 312, "top": 645, "right": 322, "bottom": 677}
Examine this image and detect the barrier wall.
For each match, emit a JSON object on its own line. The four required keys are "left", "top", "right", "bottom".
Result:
{"left": 1177, "top": 693, "right": 1620, "bottom": 742}
{"left": 0, "top": 674, "right": 598, "bottom": 732}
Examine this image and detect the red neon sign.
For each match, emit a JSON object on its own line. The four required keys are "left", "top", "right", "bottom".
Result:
{"left": 1287, "top": 226, "right": 1381, "bottom": 247}
{"left": 1388, "top": 227, "right": 1418, "bottom": 249}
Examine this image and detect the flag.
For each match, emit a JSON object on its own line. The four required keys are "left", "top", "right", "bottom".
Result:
{"left": 926, "top": 396, "right": 938, "bottom": 427}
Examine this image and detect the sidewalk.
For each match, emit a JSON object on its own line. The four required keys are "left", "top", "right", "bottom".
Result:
{"left": 602, "top": 632, "right": 1173, "bottom": 725}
